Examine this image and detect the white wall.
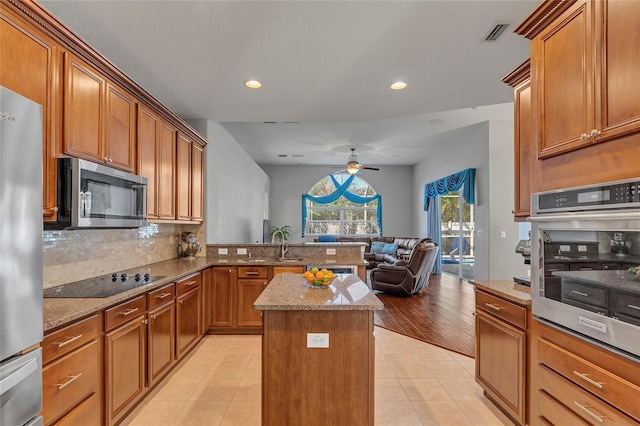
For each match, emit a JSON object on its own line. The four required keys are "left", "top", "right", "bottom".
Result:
{"left": 413, "top": 120, "right": 528, "bottom": 280}
{"left": 261, "top": 165, "right": 413, "bottom": 243}
{"left": 190, "top": 120, "right": 270, "bottom": 244}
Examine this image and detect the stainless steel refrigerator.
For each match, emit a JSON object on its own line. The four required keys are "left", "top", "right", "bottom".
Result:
{"left": 0, "top": 86, "right": 44, "bottom": 426}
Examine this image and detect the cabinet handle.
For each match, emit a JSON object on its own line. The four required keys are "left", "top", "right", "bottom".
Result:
{"left": 571, "top": 290, "right": 589, "bottom": 297}
{"left": 119, "top": 307, "right": 139, "bottom": 316}
{"left": 590, "top": 129, "right": 601, "bottom": 139}
{"left": 628, "top": 304, "right": 640, "bottom": 311}
{"left": 55, "top": 334, "right": 83, "bottom": 348}
{"left": 578, "top": 267, "right": 593, "bottom": 271}
{"left": 56, "top": 373, "right": 82, "bottom": 390}
{"left": 484, "top": 303, "right": 501, "bottom": 311}
{"left": 53, "top": 206, "right": 59, "bottom": 212}
{"left": 573, "top": 401, "right": 604, "bottom": 423}
{"left": 155, "top": 293, "right": 171, "bottom": 299}
{"left": 183, "top": 280, "right": 196, "bottom": 286}
{"left": 245, "top": 272, "right": 259, "bottom": 275}
{"left": 179, "top": 300, "right": 183, "bottom": 304}
{"left": 579, "top": 133, "right": 589, "bottom": 140}
{"left": 573, "top": 371, "right": 604, "bottom": 388}
{"left": 142, "top": 319, "right": 148, "bottom": 324}
{"left": 151, "top": 314, "right": 157, "bottom": 320}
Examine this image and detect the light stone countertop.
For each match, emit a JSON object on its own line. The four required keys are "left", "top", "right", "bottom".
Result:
{"left": 469, "top": 279, "right": 532, "bottom": 306}
{"left": 254, "top": 273, "right": 384, "bottom": 311}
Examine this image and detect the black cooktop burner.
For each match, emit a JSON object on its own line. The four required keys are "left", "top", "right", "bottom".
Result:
{"left": 44, "top": 273, "right": 166, "bottom": 298}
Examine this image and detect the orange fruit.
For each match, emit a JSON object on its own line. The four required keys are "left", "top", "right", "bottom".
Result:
{"left": 315, "top": 271, "right": 325, "bottom": 280}
{"left": 305, "top": 276, "right": 315, "bottom": 284}
{"left": 303, "top": 271, "right": 314, "bottom": 279}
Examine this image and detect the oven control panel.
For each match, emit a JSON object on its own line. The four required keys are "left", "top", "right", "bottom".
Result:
{"left": 533, "top": 178, "right": 640, "bottom": 213}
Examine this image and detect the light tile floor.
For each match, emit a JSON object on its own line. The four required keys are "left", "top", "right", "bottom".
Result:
{"left": 121, "top": 327, "right": 515, "bottom": 425}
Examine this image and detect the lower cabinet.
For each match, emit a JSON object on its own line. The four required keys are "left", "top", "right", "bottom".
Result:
{"left": 475, "top": 289, "right": 529, "bottom": 425}
{"left": 236, "top": 267, "right": 269, "bottom": 328}
{"left": 146, "top": 283, "right": 176, "bottom": 387}
{"left": 104, "top": 296, "right": 147, "bottom": 426}
{"left": 531, "top": 320, "right": 640, "bottom": 425}
{"left": 176, "top": 272, "right": 201, "bottom": 359}
{"left": 42, "top": 314, "right": 102, "bottom": 426}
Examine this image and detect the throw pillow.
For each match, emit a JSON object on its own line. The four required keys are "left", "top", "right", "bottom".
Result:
{"left": 370, "top": 241, "right": 386, "bottom": 253}
{"left": 381, "top": 243, "right": 398, "bottom": 255}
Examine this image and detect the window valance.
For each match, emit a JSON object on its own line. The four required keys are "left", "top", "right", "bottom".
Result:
{"left": 423, "top": 168, "right": 476, "bottom": 211}
{"left": 302, "top": 175, "right": 382, "bottom": 236}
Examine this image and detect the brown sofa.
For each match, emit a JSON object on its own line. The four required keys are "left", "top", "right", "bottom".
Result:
{"left": 315, "top": 236, "right": 430, "bottom": 269}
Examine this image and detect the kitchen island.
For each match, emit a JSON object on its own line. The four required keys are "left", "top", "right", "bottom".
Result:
{"left": 254, "top": 273, "right": 383, "bottom": 426}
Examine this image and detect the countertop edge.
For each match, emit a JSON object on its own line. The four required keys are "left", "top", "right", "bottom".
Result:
{"left": 469, "top": 279, "right": 532, "bottom": 306}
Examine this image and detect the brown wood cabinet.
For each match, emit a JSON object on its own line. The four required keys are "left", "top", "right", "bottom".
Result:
{"left": 176, "top": 273, "right": 201, "bottom": 359}
{"left": 211, "top": 267, "right": 236, "bottom": 330}
{"left": 515, "top": 0, "right": 640, "bottom": 192}
{"left": 530, "top": 319, "right": 640, "bottom": 425}
{"left": 137, "top": 104, "right": 160, "bottom": 219}
{"left": 176, "top": 132, "right": 192, "bottom": 221}
{"left": 158, "top": 121, "right": 177, "bottom": 220}
{"left": 0, "top": 4, "right": 60, "bottom": 222}
{"left": 237, "top": 267, "right": 269, "bottom": 328}
{"left": 146, "top": 283, "right": 176, "bottom": 387}
{"left": 201, "top": 267, "right": 213, "bottom": 332}
{"left": 191, "top": 142, "right": 204, "bottom": 222}
{"left": 105, "top": 82, "right": 136, "bottom": 171}
{"left": 42, "top": 314, "right": 101, "bottom": 426}
{"left": 475, "top": 289, "right": 529, "bottom": 425}
{"left": 104, "top": 296, "right": 147, "bottom": 426}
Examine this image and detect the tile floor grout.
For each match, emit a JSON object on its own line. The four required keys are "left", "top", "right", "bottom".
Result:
{"left": 121, "top": 327, "right": 515, "bottom": 425}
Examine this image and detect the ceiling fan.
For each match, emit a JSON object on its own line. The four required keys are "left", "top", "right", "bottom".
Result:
{"left": 334, "top": 148, "right": 380, "bottom": 175}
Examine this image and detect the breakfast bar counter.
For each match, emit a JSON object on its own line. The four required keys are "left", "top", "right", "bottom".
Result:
{"left": 255, "top": 273, "right": 382, "bottom": 426}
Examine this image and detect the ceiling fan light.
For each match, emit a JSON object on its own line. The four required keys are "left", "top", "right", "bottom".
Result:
{"left": 346, "top": 164, "right": 360, "bottom": 174}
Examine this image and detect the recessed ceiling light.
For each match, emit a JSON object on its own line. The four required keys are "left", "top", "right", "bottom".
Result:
{"left": 245, "top": 80, "right": 262, "bottom": 89}
{"left": 390, "top": 81, "right": 407, "bottom": 90}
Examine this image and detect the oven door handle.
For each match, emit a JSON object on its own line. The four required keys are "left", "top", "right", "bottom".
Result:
{"left": 0, "top": 357, "right": 38, "bottom": 396}
{"left": 529, "top": 211, "right": 640, "bottom": 222}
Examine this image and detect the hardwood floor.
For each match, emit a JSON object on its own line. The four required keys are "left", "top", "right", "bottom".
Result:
{"left": 372, "top": 273, "right": 476, "bottom": 358}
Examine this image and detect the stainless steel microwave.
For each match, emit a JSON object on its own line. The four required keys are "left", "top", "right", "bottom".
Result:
{"left": 45, "top": 158, "right": 147, "bottom": 229}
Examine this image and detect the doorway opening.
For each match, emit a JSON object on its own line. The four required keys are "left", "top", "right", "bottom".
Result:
{"left": 440, "top": 190, "right": 475, "bottom": 280}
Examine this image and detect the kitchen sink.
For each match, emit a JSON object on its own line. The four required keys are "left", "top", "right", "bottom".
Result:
{"left": 279, "top": 258, "right": 304, "bottom": 263}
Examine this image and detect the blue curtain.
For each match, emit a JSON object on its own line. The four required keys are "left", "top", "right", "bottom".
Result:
{"left": 423, "top": 168, "right": 476, "bottom": 211}
{"left": 302, "top": 174, "right": 382, "bottom": 236}
{"left": 427, "top": 196, "right": 442, "bottom": 274}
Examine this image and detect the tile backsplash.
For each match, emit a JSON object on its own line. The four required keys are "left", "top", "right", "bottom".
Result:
{"left": 43, "top": 223, "right": 203, "bottom": 288}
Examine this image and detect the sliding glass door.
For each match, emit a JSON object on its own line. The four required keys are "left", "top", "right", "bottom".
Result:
{"left": 440, "top": 190, "right": 475, "bottom": 279}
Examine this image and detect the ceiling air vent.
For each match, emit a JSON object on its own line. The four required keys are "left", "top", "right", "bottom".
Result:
{"left": 481, "top": 21, "right": 510, "bottom": 43}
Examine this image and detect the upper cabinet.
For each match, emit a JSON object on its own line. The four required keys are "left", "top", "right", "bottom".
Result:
{"left": 191, "top": 142, "right": 204, "bottom": 222}
{"left": 514, "top": 0, "right": 640, "bottom": 192}
{"left": 176, "top": 132, "right": 192, "bottom": 221}
{"left": 528, "top": 0, "right": 640, "bottom": 159}
{"left": 63, "top": 53, "right": 136, "bottom": 172}
{"left": 1, "top": 4, "right": 60, "bottom": 222}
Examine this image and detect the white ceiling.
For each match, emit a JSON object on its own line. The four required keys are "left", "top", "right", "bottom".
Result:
{"left": 40, "top": 0, "right": 536, "bottom": 168}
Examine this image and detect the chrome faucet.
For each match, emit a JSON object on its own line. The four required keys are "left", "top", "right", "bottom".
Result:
{"left": 271, "top": 230, "right": 288, "bottom": 259}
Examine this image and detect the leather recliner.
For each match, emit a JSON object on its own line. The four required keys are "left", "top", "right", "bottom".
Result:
{"left": 370, "top": 241, "right": 439, "bottom": 296}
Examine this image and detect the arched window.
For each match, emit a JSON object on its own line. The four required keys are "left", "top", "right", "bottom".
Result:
{"left": 302, "top": 174, "right": 381, "bottom": 236}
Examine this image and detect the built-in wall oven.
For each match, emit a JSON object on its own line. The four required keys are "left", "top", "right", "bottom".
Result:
{"left": 530, "top": 178, "right": 640, "bottom": 359}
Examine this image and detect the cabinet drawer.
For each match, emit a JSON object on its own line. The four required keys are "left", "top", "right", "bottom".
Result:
{"left": 538, "top": 338, "right": 640, "bottom": 421}
{"left": 54, "top": 393, "right": 100, "bottom": 426}
{"left": 42, "top": 340, "right": 99, "bottom": 425}
{"left": 475, "top": 290, "right": 527, "bottom": 329}
{"left": 147, "top": 282, "right": 175, "bottom": 309}
{"left": 237, "top": 266, "right": 268, "bottom": 279}
{"left": 569, "top": 263, "right": 601, "bottom": 271}
{"left": 43, "top": 315, "right": 99, "bottom": 364}
{"left": 538, "top": 364, "right": 636, "bottom": 425}
{"left": 612, "top": 292, "right": 640, "bottom": 325}
{"left": 176, "top": 272, "right": 201, "bottom": 296}
{"left": 105, "top": 295, "right": 146, "bottom": 332}
{"left": 561, "top": 281, "right": 608, "bottom": 309}
{"left": 538, "top": 390, "right": 588, "bottom": 426}
{"left": 544, "top": 263, "right": 570, "bottom": 275}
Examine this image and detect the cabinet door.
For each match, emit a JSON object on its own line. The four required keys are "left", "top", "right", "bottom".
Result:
{"left": 475, "top": 310, "right": 526, "bottom": 425}
{"left": 212, "top": 267, "right": 235, "bottom": 328}
{"left": 532, "top": 0, "right": 594, "bottom": 158}
{"left": 176, "top": 288, "right": 201, "bottom": 359}
{"left": 201, "top": 267, "right": 213, "bottom": 333}
{"left": 176, "top": 132, "right": 192, "bottom": 221}
{"left": 513, "top": 78, "right": 533, "bottom": 219}
{"left": 0, "top": 8, "right": 59, "bottom": 221}
{"left": 105, "top": 82, "right": 136, "bottom": 171}
{"left": 237, "top": 278, "right": 268, "bottom": 327}
{"left": 595, "top": 0, "right": 640, "bottom": 142}
{"left": 63, "top": 52, "right": 105, "bottom": 163}
{"left": 191, "top": 142, "right": 204, "bottom": 222}
{"left": 105, "top": 315, "right": 146, "bottom": 426}
{"left": 148, "top": 302, "right": 175, "bottom": 386}
{"left": 137, "top": 105, "right": 159, "bottom": 219}
{"left": 158, "top": 121, "right": 176, "bottom": 219}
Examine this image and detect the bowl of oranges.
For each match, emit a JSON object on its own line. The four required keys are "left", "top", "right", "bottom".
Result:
{"left": 303, "top": 268, "right": 334, "bottom": 287}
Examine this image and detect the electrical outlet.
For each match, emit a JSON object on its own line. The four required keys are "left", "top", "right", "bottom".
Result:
{"left": 237, "top": 248, "right": 247, "bottom": 255}
{"left": 307, "top": 333, "right": 329, "bottom": 348}
{"left": 326, "top": 248, "right": 336, "bottom": 255}
{"left": 500, "top": 231, "right": 506, "bottom": 238}
{"left": 218, "top": 248, "right": 228, "bottom": 255}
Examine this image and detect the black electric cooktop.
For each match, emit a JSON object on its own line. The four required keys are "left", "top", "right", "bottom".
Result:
{"left": 44, "top": 273, "right": 166, "bottom": 298}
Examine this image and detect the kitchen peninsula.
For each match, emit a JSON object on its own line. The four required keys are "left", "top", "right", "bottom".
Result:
{"left": 254, "top": 273, "right": 383, "bottom": 426}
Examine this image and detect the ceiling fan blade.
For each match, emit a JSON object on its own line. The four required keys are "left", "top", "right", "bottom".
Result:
{"left": 332, "top": 169, "right": 347, "bottom": 174}
{"left": 360, "top": 166, "right": 380, "bottom": 171}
